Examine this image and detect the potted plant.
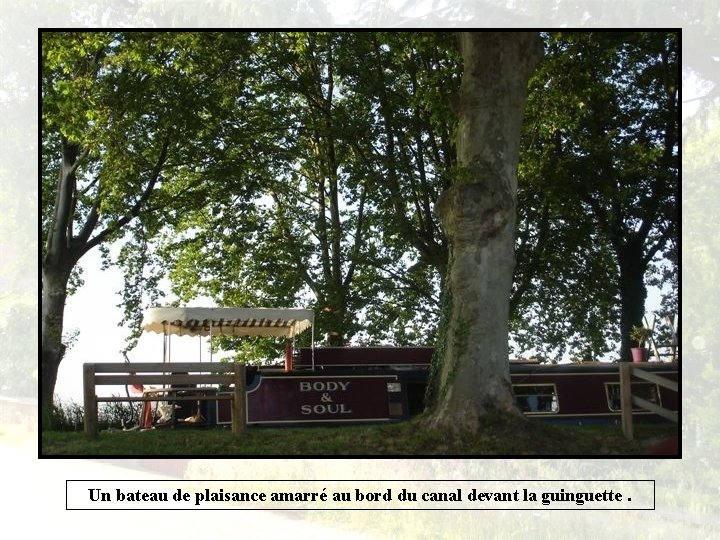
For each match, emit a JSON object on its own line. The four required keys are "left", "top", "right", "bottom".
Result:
{"left": 629, "top": 324, "right": 652, "bottom": 362}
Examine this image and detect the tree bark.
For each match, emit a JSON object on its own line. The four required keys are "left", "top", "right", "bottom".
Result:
{"left": 425, "top": 32, "right": 543, "bottom": 431}
{"left": 617, "top": 242, "right": 648, "bottom": 361}
{"left": 41, "top": 138, "right": 82, "bottom": 428}
{"left": 41, "top": 265, "right": 73, "bottom": 428}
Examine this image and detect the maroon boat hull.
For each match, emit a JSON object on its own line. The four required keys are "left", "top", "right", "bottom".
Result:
{"left": 216, "top": 373, "right": 404, "bottom": 425}
{"left": 145, "top": 348, "right": 678, "bottom": 427}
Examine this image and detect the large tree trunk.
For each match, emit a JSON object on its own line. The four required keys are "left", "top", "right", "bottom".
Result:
{"left": 425, "top": 32, "right": 542, "bottom": 431}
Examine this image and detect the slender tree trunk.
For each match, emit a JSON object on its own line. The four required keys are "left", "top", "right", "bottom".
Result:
{"left": 617, "top": 244, "right": 648, "bottom": 361}
{"left": 41, "top": 138, "right": 80, "bottom": 428}
{"left": 425, "top": 32, "right": 542, "bottom": 431}
{"left": 41, "top": 264, "right": 72, "bottom": 428}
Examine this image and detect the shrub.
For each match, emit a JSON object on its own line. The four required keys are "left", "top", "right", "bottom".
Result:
{"left": 48, "top": 397, "right": 141, "bottom": 431}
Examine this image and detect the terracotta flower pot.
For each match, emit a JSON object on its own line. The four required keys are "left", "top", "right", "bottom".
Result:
{"left": 631, "top": 347, "right": 648, "bottom": 362}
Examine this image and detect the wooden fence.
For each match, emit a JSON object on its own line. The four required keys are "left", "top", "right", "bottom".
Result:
{"left": 619, "top": 362, "right": 678, "bottom": 440}
{"left": 83, "top": 362, "right": 246, "bottom": 437}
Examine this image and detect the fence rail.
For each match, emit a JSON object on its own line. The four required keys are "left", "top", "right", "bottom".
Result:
{"left": 619, "top": 363, "right": 678, "bottom": 439}
{"left": 83, "top": 362, "right": 246, "bottom": 437}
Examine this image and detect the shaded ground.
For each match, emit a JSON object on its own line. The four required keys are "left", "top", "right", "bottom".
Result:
{"left": 40, "top": 415, "right": 678, "bottom": 457}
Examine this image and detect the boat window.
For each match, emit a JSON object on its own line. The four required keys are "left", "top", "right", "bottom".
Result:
{"left": 513, "top": 384, "right": 559, "bottom": 414}
{"left": 605, "top": 382, "right": 661, "bottom": 412}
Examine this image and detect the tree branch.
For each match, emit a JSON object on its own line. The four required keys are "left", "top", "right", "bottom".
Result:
{"left": 343, "top": 183, "right": 367, "bottom": 289}
{"left": 80, "top": 137, "right": 171, "bottom": 256}
{"left": 642, "top": 224, "right": 675, "bottom": 266}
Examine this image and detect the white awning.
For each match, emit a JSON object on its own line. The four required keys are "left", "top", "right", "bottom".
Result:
{"left": 141, "top": 307, "right": 314, "bottom": 338}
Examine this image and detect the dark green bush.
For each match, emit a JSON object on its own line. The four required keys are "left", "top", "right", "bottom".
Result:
{"left": 49, "top": 397, "right": 141, "bottom": 431}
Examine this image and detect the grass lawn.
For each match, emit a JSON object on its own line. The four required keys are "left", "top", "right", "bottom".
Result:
{"left": 40, "top": 415, "right": 678, "bottom": 456}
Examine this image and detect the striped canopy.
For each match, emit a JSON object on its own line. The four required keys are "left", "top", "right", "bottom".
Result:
{"left": 141, "top": 307, "right": 314, "bottom": 338}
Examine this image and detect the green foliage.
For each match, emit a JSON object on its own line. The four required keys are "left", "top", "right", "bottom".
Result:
{"left": 158, "top": 32, "right": 458, "bottom": 351}
{"left": 45, "top": 397, "right": 85, "bottom": 431}
{"left": 47, "top": 397, "right": 141, "bottom": 431}
{"left": 41, "top": 31, "right": 259, "bottom": 385}
{"left": 42, "top": 31, "right": 257, "bottom": 276}
{"left": 629, "top": 324, "right": 652, "bottom": 347}
{"left": 513, "top": 31, "right": 678, "bottom": 359}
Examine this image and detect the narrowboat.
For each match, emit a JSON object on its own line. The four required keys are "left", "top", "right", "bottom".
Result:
{"left": 133, "top": 307, "right": 678, "bottom": 429}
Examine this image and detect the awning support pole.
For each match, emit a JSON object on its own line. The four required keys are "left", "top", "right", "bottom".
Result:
{"left": 163, "top": 323, "right": 167, "bottom": 364}
{"left": 311, "top": 323, "right": 315, "bottom": 370}
{"left": 285, "top": 339, "right": 293, "bottom": 372}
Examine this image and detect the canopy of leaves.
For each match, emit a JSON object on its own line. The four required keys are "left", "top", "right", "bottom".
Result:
{"left": 512, "top": 31, "right": 678, "bottom": 359}
{"left": 41, "top": 30, "right": 678, "bottom": 363}
{"left": 159, "top": 32, "right": 459, "bottom": 356}
{"left": 42, "top": 32, "right": 259, "bottom": 338}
